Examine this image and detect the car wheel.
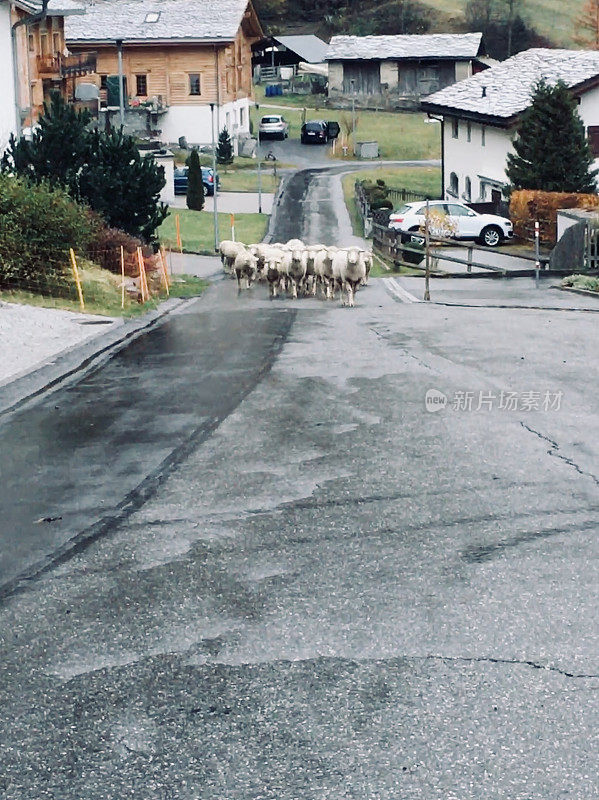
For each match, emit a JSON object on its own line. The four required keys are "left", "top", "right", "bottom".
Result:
{"left": 480, "top": 226, "right": 503, "bottom": 247}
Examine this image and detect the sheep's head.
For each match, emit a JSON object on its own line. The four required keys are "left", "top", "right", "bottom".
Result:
{"left": 347, "top": 249, "right": 359, "bottom": 265}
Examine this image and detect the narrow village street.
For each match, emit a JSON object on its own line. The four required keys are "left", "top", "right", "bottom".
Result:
{"left": 1, "top": 166, "right": 598, "bottom": 800}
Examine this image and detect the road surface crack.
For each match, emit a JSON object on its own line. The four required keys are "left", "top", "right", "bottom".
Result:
{"left": 422, "top": 654, "right": 599, "bottom": 680}
{"left": 521, "top": 422, "right": 599, "bottom": 487}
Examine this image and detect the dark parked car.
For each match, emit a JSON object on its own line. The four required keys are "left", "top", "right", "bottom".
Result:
{"left": 300, "top": 120, "right": 340, "bottom": 144}
{"left": 174, "top": 166, "right": 220, "bottom": 196}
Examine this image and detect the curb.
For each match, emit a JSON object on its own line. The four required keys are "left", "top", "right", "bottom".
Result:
{"left": 556, "top": 285, "right": 599, "bottom": 299}
{"left": 263, "top": 172, "right": 291, "bottom": 244}
{"left": 0, "top": 295, "right": 201, "bottom": 419}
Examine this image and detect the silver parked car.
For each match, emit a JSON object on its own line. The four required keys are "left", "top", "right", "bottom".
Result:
{"left": 258, "top": 114, "right": 289, "bottom": 141}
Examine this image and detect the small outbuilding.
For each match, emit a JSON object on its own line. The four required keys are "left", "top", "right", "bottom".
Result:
{"left": 325, "top": 32, "right": 487, "bottom": 109}
{"left": 253, "top": 34, "right": 328, "bottom": 82}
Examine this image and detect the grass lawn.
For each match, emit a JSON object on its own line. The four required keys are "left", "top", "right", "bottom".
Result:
{"left": 0, "top": 264, "right": 207, "bottom": 317}
{"left": 342, "top": 165, "right": 442, "bottom": 237}
{"left": 252, "top": 93, "right": 441, "bottom": 162}
{"left": 159, "top": 208, "right": 268, "bottom": 253}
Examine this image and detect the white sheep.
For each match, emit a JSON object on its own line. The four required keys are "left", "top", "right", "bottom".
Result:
{"left": 332, "top": 247, "right": 366, "bottom": 307}
{"left": 313, "top": 248, "right": 334, "bottom": 299}
{"left": 233, "top": 249, "right": 258, "bottom": 290}
{"left": 280, "top": 247, "right": 307, "bottom": 299}
{"left": 219, "top": 240, "right": 246, "bottom": 274}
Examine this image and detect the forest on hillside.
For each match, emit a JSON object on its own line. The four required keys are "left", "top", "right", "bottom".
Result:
{"left": 254, "top": 0, "right": 590, "bottom": 59}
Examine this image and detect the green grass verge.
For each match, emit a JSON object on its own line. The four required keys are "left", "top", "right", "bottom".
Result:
{"left": 0, "top": 264, "right": 207, "bottom": 317}
{"left": 170, "top": 149, "right": 280, "bottom": 193}
{"left": 159, "top": 208, "right": 269, "bottom": 253}
{"left": 562, "top": 274, "right": 599, "bottom": 292}
{"left": 252, "top": 96, "right": 441, "bottom": 162}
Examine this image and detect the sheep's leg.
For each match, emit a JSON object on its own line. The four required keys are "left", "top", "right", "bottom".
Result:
{"left": 291, "top": 279, "right": 298, "bottom": 300}
{"left": 348, "top": 282, "right": 355, "bottom": 307}
{"left": 235, "top": 269, "right": 242, "bottom": 290}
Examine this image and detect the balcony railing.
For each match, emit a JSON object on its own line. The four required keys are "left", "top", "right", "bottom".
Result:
{"left": 35, "top": 52, "right": 97, "bottom": 79}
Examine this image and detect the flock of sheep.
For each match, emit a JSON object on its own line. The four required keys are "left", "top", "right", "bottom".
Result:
{"left": 218, "top": 239, "right": 374, "bottom": 307}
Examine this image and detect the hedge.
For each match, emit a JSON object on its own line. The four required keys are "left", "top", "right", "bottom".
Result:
{"left": 510, "top": 189, "right": 599, "bottom": 244}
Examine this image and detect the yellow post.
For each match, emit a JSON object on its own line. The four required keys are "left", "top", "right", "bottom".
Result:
{"left": 175, "top": 213, "right": 183, "bottom": 253}
{"left": 230, "top": 213, "right": 235, "bottom": 242}
{"left": 137, "top": 247, "right": 149, "bottom": 302}
{"left": 159, "top": 247, "right": 170, "bottom": 295}
{"left": 69, "top": 248, "right": 85, "bottom": 311}
{"left": 120, "top": 245, "right": 125, "bottom": 309}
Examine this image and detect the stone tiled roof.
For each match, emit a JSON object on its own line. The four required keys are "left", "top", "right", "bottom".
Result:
{"left": 65, "top": 0, "right": 250, "bottom": 42}
{"left": 325, "top": 33, "right": 483, "bottom": 61}
{"left": 423, "top": 48, "right": 599, "bottom": 120}
{"left": 16, "top": 0, "right": 84, "bottom": 15}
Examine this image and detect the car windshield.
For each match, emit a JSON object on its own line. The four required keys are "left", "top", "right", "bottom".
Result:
{"left": 393, "top": 204, "right": 413, "bottom": 215}
{"left": 305, "top": 122, "right": 324, "bottom": 132}
{"left": 261, "top": 117, "right": 281, "bottom": 124}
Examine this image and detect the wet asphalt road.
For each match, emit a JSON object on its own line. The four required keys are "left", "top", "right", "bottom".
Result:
{"left": 1, "top": 166, "right": 599, "bottom": 799}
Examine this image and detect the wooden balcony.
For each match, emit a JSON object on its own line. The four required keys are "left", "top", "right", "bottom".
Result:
{"left": 36, "top": 54, "right": 61, "bottom": 77}
{"left": 35, "top": 52, "right": 97, "bottom": 80}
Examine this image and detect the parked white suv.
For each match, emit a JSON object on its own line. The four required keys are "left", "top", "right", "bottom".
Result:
{"left": 258, "top": 114, "right": 289, "bottom": 141}
{"left": 388, "top": 200, "right": 513, "bottom": 247}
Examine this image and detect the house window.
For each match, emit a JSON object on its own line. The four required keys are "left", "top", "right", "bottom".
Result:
{"left": 136, "top": 74, "right": 148, "bottom": 96}
{"left": 52, "top": 32, "right": 60, "bottom": 53}
{"left": 481, "top": 125, "right": 486, "bottom": 146}
{"left": 466, "top": 121, "right": 471, "bottom": 142}
{"left": 449, "top": 172, "right": 459, "bottom": 197}
{"left": 189, "top": 73, "right": 201, "bottom": 96}
{"left": 480, "top": 181, "right": 487, "bottom": 200}
{"left": 588, "top": 126, "right": 599, "bottom": 157}
{"left": 144, "top": 11, "right": 160, "bottom": 22}
{"left": 99, "top": 74, "right": 108, "bottom": 90}
{"left": 239, "top": 107, "right": 245, "bottom": 128}
{"left": 40, "top": 32, "right": 49, "bottom": 55}
{"left": 451, "top": 118, "right": 459, "bottom": 139}
{"left": 464, "top": 176, "right": 472, "bottom": 201}
{"left": 28, "top": 33, "right": 35, "bottom": 52}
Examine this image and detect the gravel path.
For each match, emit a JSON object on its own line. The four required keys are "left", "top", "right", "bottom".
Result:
{"left": 0, "top": 301, "right": 120, "bottom": 387}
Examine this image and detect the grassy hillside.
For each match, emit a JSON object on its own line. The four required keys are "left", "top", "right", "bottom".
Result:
{"left": 424, "top": 0, "right": 584, "bottom": 47}
{"left": 256, "top": 0, "right": 586, "bottom": 48}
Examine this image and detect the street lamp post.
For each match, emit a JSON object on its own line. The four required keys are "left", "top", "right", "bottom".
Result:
{"left": 350, "top": 78, "right": 357, "bottom": 156}
{"left": 257, "top": 157, "right": 262, "bottom": 214}
{"left": 116, "top": 39, "right": 125, "bottom": 127}
{"left": 210, "top": 102, "right": 219, "bottom": 252}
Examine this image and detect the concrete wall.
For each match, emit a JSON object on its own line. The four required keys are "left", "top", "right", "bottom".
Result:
{"left": 442, "top": 83, "right": 599, "bottom": 202}
{"left": 159, "top": 96, "right": 251, "bottom": 147}
{"left": 0, "top": 3, "right": 17, "bottom": 152}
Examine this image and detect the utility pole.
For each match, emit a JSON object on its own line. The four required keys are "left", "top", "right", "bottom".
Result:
{"left": 210, "top": 102, "right": 219, "bottom": 252}
{"left": 257, "top": 158, "right": 262, "bottom": 214}
{"left": 116, "top": 39, "right": 125, "bottom": 126}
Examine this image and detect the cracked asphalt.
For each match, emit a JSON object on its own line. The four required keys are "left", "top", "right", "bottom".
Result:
{"left": 0, "top": 164, "right": 598, "bottom": 799}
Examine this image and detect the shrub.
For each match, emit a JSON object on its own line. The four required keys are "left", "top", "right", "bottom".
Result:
{"left": 510, "top": 189, "right": 599, "bottom": 243}
{"left": 0, "top": 174, "right": 94, "bottom": 295}
{"left": 87, "top": 225, "right": 144, "bottom": 275}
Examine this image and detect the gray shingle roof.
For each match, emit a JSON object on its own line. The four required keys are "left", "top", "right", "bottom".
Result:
{"left": 274, "top": 35, "right": 328, "bottom": 64}
{"left": 325, "top": 32, "right": 483, "bottom": 61}
{"left": 423, "top": 48, "right": 599, "bottom": 120}
{"left": 65, "top": 0, "right": 250, "bottom": 42}
{"left": 16, "top": 0, "right": 84, "bottom": 15}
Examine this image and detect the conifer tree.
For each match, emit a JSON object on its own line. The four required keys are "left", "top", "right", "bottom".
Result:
{"left": 186, "top": 148, "right": 205, "bottom": 211}
{"left": 217, "top": 127, "right": 234, "bottom": 165}
{"left": 506, "top": 80, "right": 598, "bottom": 194}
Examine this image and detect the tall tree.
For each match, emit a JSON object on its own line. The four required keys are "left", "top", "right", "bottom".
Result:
{"left": 506, "top": 80, "right": 598, "bottom": 193}
{"left": 574, "top": 0, "right": 599, "bottom": 48}
{"left": 1, "top": 92, "right": 168, "bottom": 241}
{"left": 1, "top": 93, "right": 90, "bottom": 188}
{"left": 186, "top": 148, "right": 205, "bottom": 211}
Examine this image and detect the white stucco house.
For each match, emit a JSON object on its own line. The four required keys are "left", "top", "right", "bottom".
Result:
{"left": 0, "top": 1, "right": 17, "bottom": 152}
{"left": 421, "top": 48, "right": 599, "bottom": 207}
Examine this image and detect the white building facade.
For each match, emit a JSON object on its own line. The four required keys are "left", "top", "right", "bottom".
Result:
{"left": 0, "top": 1, "right": 17, "bottom": 153}
{"left": 422, "top": 49, "right": 599, "bottom": 205}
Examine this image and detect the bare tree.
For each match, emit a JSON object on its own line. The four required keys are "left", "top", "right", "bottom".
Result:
{"left": 574, "top": 0, "right": 599, "bottom": 48}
